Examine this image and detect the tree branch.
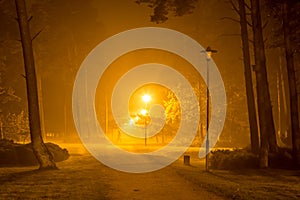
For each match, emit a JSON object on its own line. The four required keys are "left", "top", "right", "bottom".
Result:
{"left": 262, "top": 20, "right": 269, "bottom": 30}
{"left": 247, "top": 19, "right": 253, "bottom": 27}
{"left": 217, "top": 33, "right": 241, "bottom": 38}
{"left": 31, "top": 28, "right": 44, "bottom": 41}
{"left": 28, "top": 15, "right": 33, "bottom": 22}
{"left": 229, "top": 0, "right": 240, "bottom": 14}
{"left": 220, "top": 17, "right": 240, "bottom": 23}
{"left": 7, "top": 93, "right": 21, "bottom": 102}
{"left": 244, "top": 1, "right": 251, "bottom": 11}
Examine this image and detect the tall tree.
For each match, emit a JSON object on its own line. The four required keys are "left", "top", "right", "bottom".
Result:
{"left": 250, "top": 0, "right": 278, "bottom": 168}
{"left": 15, "top": 0, "right": 56, "bottom": 169}
{"left": 281, "top": 0, "right": 300, "bottom": 166}
{"left": 236, "top": 0, "right": 260, "bottom": 154}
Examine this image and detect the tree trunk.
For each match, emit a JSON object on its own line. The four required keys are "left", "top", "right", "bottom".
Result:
{"left": 251, "top": 0, "right": 278, "bottom": 167}
{"left": 15, "top": 0, "right": 57, "bottom": 169}
{"left": 0, "top": 121, "right": 3, "bottom": 140}
{"left": 238, "top": 0, "right": 260, "bottom": 154}
{"left": 282, "top": 0, "right": 300, "bottom": 167}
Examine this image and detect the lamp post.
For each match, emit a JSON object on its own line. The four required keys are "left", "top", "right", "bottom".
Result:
{"left": 142, "top": 94, "right": 151, "bottom": 146}
{"left": 205, "top": 46, "right": 217, "bottom": 172}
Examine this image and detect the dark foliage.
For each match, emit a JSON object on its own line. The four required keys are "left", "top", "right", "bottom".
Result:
{"left": 268, "top": 148, "right": 294, "bottom": 169}
{"left": 210, "top": 148, "right": 294, "bottom": 170}
{"left": 135, "top": 0, "right": 198, "bottom": 23}
{"left": 265, "top": 0, "right": 300, "bottom": 52}
{"left": 210, "top": 149, "right": 259, "bottom": 170}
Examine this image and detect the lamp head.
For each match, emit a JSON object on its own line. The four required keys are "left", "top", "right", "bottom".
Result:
{"left": 142, "top": 94, "right": 151, "bottom": 103}
{"left": 205, "top": 46, "right": 218, "bottom": 58}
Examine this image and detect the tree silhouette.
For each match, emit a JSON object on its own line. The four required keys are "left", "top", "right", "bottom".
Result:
{"left": 14, "top": 0, "right": 56, "bottom": 169}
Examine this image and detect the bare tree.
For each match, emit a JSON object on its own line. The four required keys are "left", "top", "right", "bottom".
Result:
{"left": 15, "top": 0, "right": 56, "bottom": 169}
{"left": 236, "top": 0, "right": 260, "bottom": 154}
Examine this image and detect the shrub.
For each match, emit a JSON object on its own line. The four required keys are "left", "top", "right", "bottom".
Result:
{"left": 210, "top": 149, "right": 259, "bottom": 170}
{"left": 210, "top": 148, "right": 295, "bottom": 170}
{"left": 269, "top": 148, "right": 294, "bottom": 169}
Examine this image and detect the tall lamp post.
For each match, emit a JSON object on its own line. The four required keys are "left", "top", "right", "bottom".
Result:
{"left": 142, "top": 94, "right": 151, "bottom": 146}
{"left": 205, "top": 46, "right": 217, "bottom": 172}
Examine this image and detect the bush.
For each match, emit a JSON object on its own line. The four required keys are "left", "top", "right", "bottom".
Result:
{"left": 210, "top": 149, "right": 259, "bottom": 170}
{"left": 269, "top": 148, "right": 294, "bottom": 169}
{"left": 210, "top": 148, "right": 295, "bottom": 170}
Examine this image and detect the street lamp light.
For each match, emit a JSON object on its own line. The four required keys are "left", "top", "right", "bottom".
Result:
{"left": 142, "top": 94, "right": 151, "bottom": 146}
{"left": 141, "top": 109, "right": 148, "bottom": 116}
{"left": 142, "top": 94, "right": 151, "bottom": 106}
{"left": 204, "top": 46, "right": 217, "bottom": 172}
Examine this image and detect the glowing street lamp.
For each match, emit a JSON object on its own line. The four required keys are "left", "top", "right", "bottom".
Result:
{"left": 140, "top": 109, "right": 148, "bottom": 116}
{"left": 142, "top": 94, "right": 151, "bottom": 106}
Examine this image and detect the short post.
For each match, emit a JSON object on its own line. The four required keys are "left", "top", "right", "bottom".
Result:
{"left": 184, "top": 155, "right": 190, "bottom": 165}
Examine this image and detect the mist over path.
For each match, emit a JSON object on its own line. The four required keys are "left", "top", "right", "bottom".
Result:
{"left": 0, "top": 143, "right": 223, "bottom": 199}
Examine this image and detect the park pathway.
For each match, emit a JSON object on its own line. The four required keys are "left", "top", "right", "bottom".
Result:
{"left": 0, "top": 144, "right": 224, "bottom": 199}
{"left": 104, "top": 160, "right": 223, "bottom": 200}
{"left": 64, "top": 143, "right": 224, "bottom": 200}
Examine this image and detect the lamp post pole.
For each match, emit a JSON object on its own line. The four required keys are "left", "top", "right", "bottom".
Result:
{"left": 145, "top": 118, "right": 147, "bottom": 146}
{"left": 205, "top": 55, "right": 210, "bottom": 172}
{"left": 204, "top": 46, "right": 217, "bottom": 172}
{"left": 142, "top": 94, "right": 151, "bottom": 146}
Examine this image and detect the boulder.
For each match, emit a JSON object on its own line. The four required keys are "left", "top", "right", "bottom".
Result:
{"left": 0, "top": 139, "right": 69, "bottom": 166}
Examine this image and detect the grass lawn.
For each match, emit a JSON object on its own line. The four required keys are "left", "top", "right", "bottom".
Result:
{"left": 0, "top": 155, "right": 109, "bottom": 199}
{"left": 1, "top": 144, "right": 299, "bottom": 200}
{"left": 173, "top": 157, "right": 300, "bottom": 200}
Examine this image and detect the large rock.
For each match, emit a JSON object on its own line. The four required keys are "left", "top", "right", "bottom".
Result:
{"left": 0, "top": 139, "right": 69, "bottom": 166}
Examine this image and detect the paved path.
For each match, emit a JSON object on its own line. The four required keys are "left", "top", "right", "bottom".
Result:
{"left": 105, "top": 161, "right": 223, "bottom": 200}
{"left": 63, "top": 143, "right": 224, "bottom": 199}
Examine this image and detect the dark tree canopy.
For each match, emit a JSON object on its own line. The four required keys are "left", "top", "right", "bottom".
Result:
{"left": 135, "top": 0, "right": 198, "bottom": 23}
{"left": 266, "top": 0, "right": 300, "bottom": 52}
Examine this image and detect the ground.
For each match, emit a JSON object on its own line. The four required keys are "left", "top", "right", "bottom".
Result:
{"left": 0, "top": 144, "right": 299, "bottom": 199}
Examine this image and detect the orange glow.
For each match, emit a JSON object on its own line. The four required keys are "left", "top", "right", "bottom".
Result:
{"left": 94, "top": 49, "right": 204, "bottom": 153}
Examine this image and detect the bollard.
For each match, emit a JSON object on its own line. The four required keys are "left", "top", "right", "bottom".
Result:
{"left": 184, "top": 155, "right": 190, "bottom": 165}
